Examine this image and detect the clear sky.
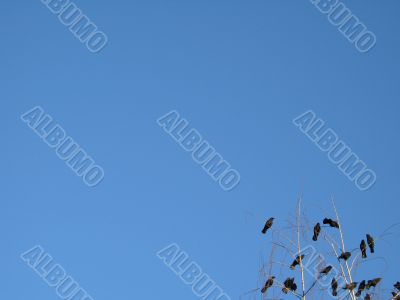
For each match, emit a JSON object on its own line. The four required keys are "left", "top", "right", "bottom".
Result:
{"left": 1, "top": 1, "right": 399, "bottom": 300}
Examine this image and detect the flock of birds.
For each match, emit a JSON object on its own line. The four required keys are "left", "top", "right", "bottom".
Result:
{"left": 260, "top": 217, "right": 400, "bottom": 300}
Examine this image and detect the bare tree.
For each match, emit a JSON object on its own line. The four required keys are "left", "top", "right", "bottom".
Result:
{"left": 243, "top": 196, "right": 399, "bottom": 300}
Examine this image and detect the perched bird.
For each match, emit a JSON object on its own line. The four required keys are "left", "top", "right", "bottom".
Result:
{"left": 343, "top": 282, "right": 358, "bottom": 291}
{"left": 394, "top": 282, "right": 400, "bottom": 290}
{"left": 366, "top": 234, "right": 375, "bottom": 253}
{"left": 356, "top": 280, "right": 366, "bottom": 297}
{"left": 262, "top": 218, "right": 274, "bottom": 234}
{"left": 323, "top": 218, "right": 340, "bottom": 229}
{"left": 360, "top": 240, "right": 367, "bottom": 259}
{"left": 290, "top": 254, "right": 305, "bottom": 270}
{"left": 338, "top": 251, "right": 352, "bottom": 261}
{"left": 261, "top": 276, "right": 275, "bottom": 294}
{"left": 320, "top": 265, "right": 333, "bottom": 276}
{"left": 364, "top": 294, "right": 371, "bottom": 300}
{"left": 282, "top": 278, "right": 293, "bottom": 294}
{"left": 282, "top": 277, "right": 297, "bottom": 294}
{"left": 332, "top": 278, "right": 338, "bottom": 296}
{"left": 366, "top": 278, "right": 382, "bottom": 289}
{"left": 313, "top": 223, "right": 321, "bottom": 241}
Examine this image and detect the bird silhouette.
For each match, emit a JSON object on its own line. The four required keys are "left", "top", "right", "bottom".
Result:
{"left": 323, "top": 218, "right": 340, "bottom": 229}
{"left": 331, "top": 278, "right": 338, "bottom": 296}
{"left": 364, "top": 293, "right": 371, "bottom": 300}
{"left": 290, "top": 254, "right": 305, "bottom": 270}
{"left": 261, "top": 276, "right": 275, "bottom": 293}
{"left": 338, "top": 251, "right": 351, "bottom": 261}
{"left": 356, "top": 280, "right": 366, "bottom": 297}
{"left": 282, "top": 277, "right": 296, "bottom": 294}
{"left": 366, "top": 278, "right": 381, "bottom": 289}
{"left": 320, "top": 265, "right": 333, "bottom": 276}
{"left": 262, "top": 218, "right": 274, "bottom": 234}
{"left": 394, "top": 282, "right": 400, "bottom": 290}
{"left": 360, "top": 240, "right": 367, "bottom": 259}
{"left": 282, "top": 278, "right": 290, "bottom": 294}
{"left": 366, "top": 234, "right": 375, "bottom": 253}
{"left": 313, "top": 223, "right": 321, "bottom": 241}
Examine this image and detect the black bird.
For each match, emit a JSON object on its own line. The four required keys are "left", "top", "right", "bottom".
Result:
{"left": 323, "top": 218, "right": 340, "bottom": 229}
{"left": 338, "top": 251, "right": 352, "bottom": 261}
{"left": 313, "top": 223, "right": 321, "bottom": 241}
{"left": 366, "top": 234, "right": 375, "bottom": 253}
{"left": 366, "top": 278, "right": 381, "bottom": 289}
{"left": 364, "top": 294, "right": 371, "bottom": 300}
{"left": 282, "top": 278, "right": 293, "bottom": 294}
{"left": 356, "top": 280, "right": 366, "bottom": 297}
{"left": 261, "top": 276, "right": 275, "bottom": 294}
{"left": 290, "top": 254, "right": 305, "bottom": 270}
{"left": 343, "top": 282, "right": 358, "bottom": 291}
{"left": 394, "top": 282, "right": 400, "bottom": 290}
{"left": 360, "top": 240, "right": 367, "bottom": 259}
{"left": 320, "top": 265, "right": 333, "bottom": 276}
{"left": 332, "top": 278, "right": 338, "bottom": 296}
{"left": 282, "top": 277, "right": 297, "bottom": 294}
{"left": 262, "top": 218, "right": 274, "bottom": 234}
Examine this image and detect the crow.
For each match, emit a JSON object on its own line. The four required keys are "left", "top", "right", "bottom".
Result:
{"left": 262, "top": 218, "right": 274, "bottom": 234}
{"left": 338, "top": 251, "right": 351, "bottom": 261}
{"left": 394, "top": 282, "right": 400, "bottom": 290}
{"left": 323, "top": 218, "right": 340, "bottom": 229}
{"left": 360, "top": 240, "right": 367, "bottom": 259}
{"left": 366, "top": 234, "right": 375, "bottom": 253}
{"left": 290, "top": 254, "right": 305, "bottom": 270}
{"left": 364, "top": 294, "right": 371, "bottom": 300}
{"left": 320, "top": 265, "right": 333, "bottom": 276}
{"left": 332, "top": 278, "right": 338, "bottom": 296}
{"left": 356, "top": 280, "right": 366, "bottom": 297}
{"left": 313, "top": 223, "right": 321, "bottom": 241}
{"left": 282, "top": 277, "right": 297, "bottom": 294}
{"left": 366, "top": 278, "right": 381, "bottom": 289}
{"left": 282, "top": 278, "right": 294, "bottom": 294}
{"left": 261, "top": 276, "right": 275, "bottom": 294}
{"left": 343, "top": 282, "right": 358, "bottom": 291}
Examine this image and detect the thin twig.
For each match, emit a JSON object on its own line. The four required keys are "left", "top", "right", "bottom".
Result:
{"left": 331, "top": 197, "right": 356, "bottom": 300}
{"left": 322, "top": 233, "right": 350, "bottom": 284}
{"left": 297, "top": 196, "right": 306, "bottom": 300}
{"left": 391, "top": 291, "right": 400, "bottom": 300}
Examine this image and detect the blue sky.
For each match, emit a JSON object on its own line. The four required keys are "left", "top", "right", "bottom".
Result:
{"left": 1, "top": 1, "right": 399, "bottom": 300}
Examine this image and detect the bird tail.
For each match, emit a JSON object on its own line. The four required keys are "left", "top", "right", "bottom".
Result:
{"left": 371, "top": 248, "right": 375, "bottom": 253}
{"left": 312, "top": 235, "right": 317, "bottom": 241}
{"left": 333, "top": 291, "right": 337, "bottom": 297}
